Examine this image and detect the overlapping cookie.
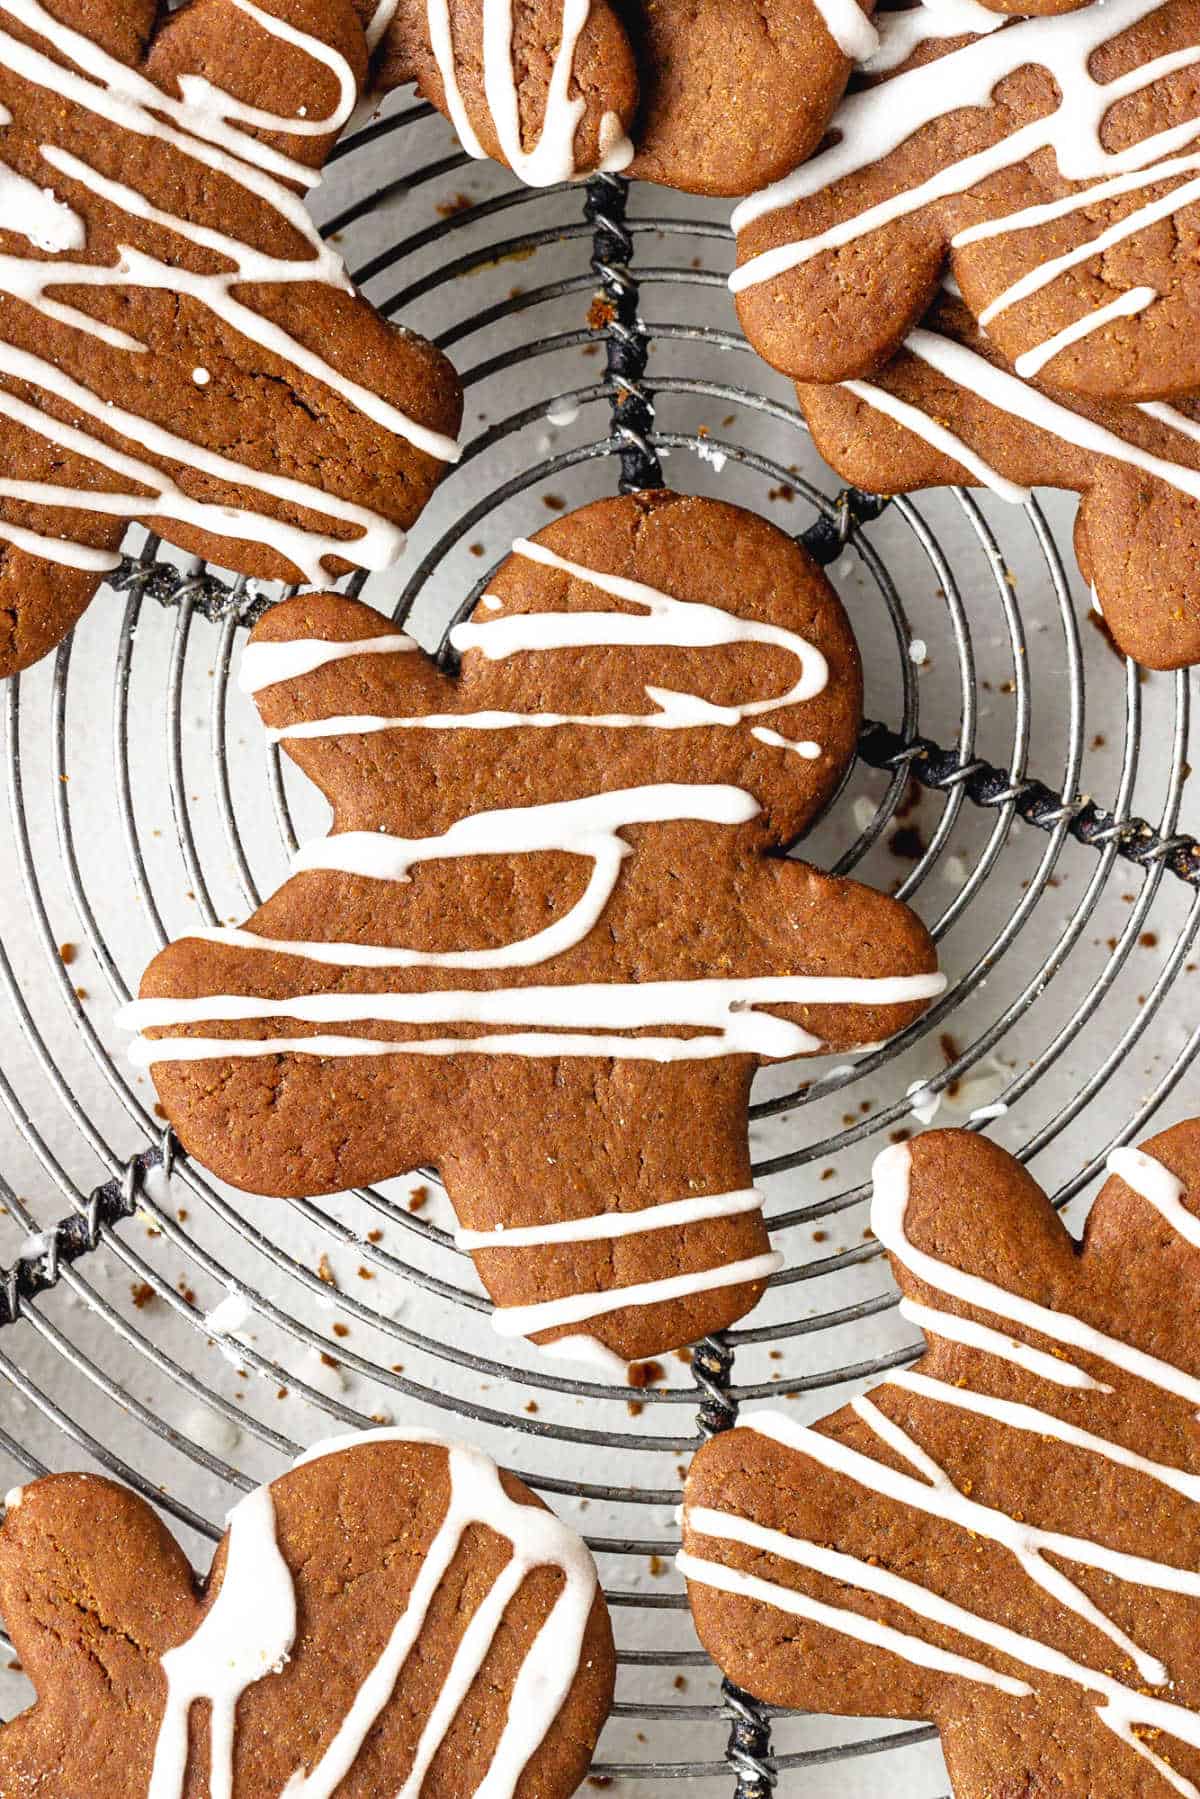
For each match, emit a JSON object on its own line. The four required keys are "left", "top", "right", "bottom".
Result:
{"left": 0, "top": 1428, "right": 613, "bottom": 1797}
{"left": 733, "top": 0, "right": 1200, "bottom": 399}
{"left": 121, "top": 490, "right": 943, "bottom": 1370}
{"left": 0, "top": 0, "right": 463, "bottom": 678}
{"left": 367, "top": 0, "right": 879, "bottom": 197}
{"left": 365, "top": 0, "right": 640, "bottom": 185}
{"left": 796, "top": 292, "right": 1200, "bottom": 669}
{"left": 682, "top": 1120, "right": 1200, "bottom": 1798}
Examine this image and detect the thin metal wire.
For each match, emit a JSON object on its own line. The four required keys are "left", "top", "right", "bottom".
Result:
{"left": 0, "top": 111, "right": 1197, "bottom": 1794}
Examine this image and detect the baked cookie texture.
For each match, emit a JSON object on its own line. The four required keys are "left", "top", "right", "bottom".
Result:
{"left": 682, "top": 1120, "right": 1200, "bottom": 1799}
{"left": 733, "top": 0, "right": 1200, "bottom": 400}
{"left": 0, "top": 0, "right": 462, "bottom": 679}
{"left": 368, "top": 0, "right": 878, "bottom": 197}
{"left": 367, "top": 0, "right": 640, "bottom": 185}
{"left": 0, "top": 1430, "right": 614, "bottom": 1798}
{"left": 616, "top": 0, "right": 879, "bottom": 197}
{"left": 124, "top": 490, "right": 943, "bottom": 1368}
{"left": 796, "top": 293, "right": 1200, "bottom": 670}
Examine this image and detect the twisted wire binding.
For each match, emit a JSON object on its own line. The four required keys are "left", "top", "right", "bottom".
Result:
{"left": 582, "top": 168, "right": 780, "bottom": 1795}
{"left": 0, "top": 1136, "right": 172, "bottom": 1328}
{"left": 584, "top": 171, "right": 664, "bottom": 494}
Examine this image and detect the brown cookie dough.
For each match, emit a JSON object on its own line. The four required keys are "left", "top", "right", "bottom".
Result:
{"left": 0, "top": 1431, "right": 614, "bottom": 1798}
{"left": 682, "top": 1119, "right": 1200, "bottom": 1799}
{"left": 732, "top": 0, "right": 1200, "bottom": 399}
{"left": 124, "top": 489, "right": 942, "bottom": 1367}
{"left": 0, "top": 0, "right": 462, "bottom": 678}
{"left": 796, "top": 291, "right": 1200, "bottom": 670}
{"left": 619, "top": 0, "right": 878, "bottom": 197}
{"left": 369, "top": 0, "right": 639, "bottom": 183}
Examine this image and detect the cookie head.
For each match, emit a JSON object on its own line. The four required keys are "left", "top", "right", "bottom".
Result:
{"left": 0, "top": 0, "right": 463, "bottom": 677}
{"left": 0, "top": 1431, "right": 614, "bottom": 1799}
{"left": 682, "top": 1120, "right": 1200, "bottom": 1798}
{"left": 620, "top": 0, "right": 880, "bottom": 197}
{"left": 733, "top": 0, "right": 1200, "bottom": 400}
{"left": 124, "top": 489, "right": 943, "bottom": 1365}
{"left": 797, "top": 292, "right": 1200, "bottom": 670}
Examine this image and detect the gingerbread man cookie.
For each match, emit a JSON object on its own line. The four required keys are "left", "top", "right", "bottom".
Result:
{"left": 683, "top": 1120, "right": 1200, "bottom": 1799}
{"left": 369, "top": 0, "right": 878, "bottom": 197}
{"left": 0, "top": 1428, "right": 614, "bottom": 1797}
{"left": 121, "top": 490, "right": 943, "bottom": 1369}
{"left": 366, "top": 0, "right": 640, "bottom": 185}
{"left": 797, "top": 292, "right": 1200, "bottom": 670}
{"left": 733, "top": 0, "right": 1200, "bottom": 399}
{"left": 0, "top": 0, "right": 462, "bottom": 678}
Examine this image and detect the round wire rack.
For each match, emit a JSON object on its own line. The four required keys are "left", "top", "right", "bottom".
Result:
{"left": 1, "top": 93, "right": 1200, "bottom": 1799}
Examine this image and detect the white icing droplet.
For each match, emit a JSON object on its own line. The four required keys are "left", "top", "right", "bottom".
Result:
{"left": 191, "top": 367, "right": 210, "bottom": 386}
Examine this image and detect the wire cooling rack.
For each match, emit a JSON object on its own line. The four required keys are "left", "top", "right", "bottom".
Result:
{"left": 1, "top": 93, "right": 1200, "bottom": 1799}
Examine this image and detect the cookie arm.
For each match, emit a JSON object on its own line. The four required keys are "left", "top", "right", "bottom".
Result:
{"left": 0, "top": 1474, "right": 196, "bottom": 1793}
{"left": 742, "top": 858, "right": 941, "bottom": 1054}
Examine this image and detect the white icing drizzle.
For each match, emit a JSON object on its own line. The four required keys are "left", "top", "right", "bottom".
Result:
{"left": 0, "top": 102, "right": 84, "bottom": 251}
{"left": 184, "top": 785, "right": 760, "bottom": 972}
{"left": 425, "top": 0, "right": 633, "bottom": 186}
{"left": 0, "top": 0, "right": 458, "bottom": 582}
{"left": 873, "top": 1141, "right": 1200, "bottom": 1406}
{"left": 490, "top": 1249, "right": 783, "bottom": 1337}
{"left": 837, "top": 327, "right": 1200, "bottom": 515}
{"left": 239, "top": 632, "right": 418, "bottom": 694}
{"left": 149, "top": 1485, "right": 297, "bottom": 1799}
{"left": 0, "top": 338, "right": 408, "bottom": 582}
{"left": 678, "top": 1534, "right": 1035, "bottom": 1698}
{"left": 1013, "top": 286, "right": 1156, "bottom": 380}
{"left": 892, "top": 1368, "right": 1200, "bottom": 1504}
{"left": 840, "top": 373, "right": 1031, "bottom": 503}
{"left": 122, "top": 968, "right": 947, "bottom": 1065}
{"left": 749, "top": 726, "right": 822, "bottom": 758}
{"left": 366, "top": 0, "right": 404, "bottom": 52}
{"left": 282, "top": 1428, "right": 598, "bottom": 1799}
{"left": 1140, "top": 400, "right": 1200, "bottom": 447}
{"left": 731, "top": 0, "right": 1200, "bottom": 307}
{"left": 899, "top": 1296, "right": 1109, "bottom": 1391}
{"left": 864, "top": 0, "right": 1004, "bottom": 76}
{"left": 271, "top": 537, "right": 831, "bottom": 739}
{"left": 456, "top": 1185, "right": 763, "bottom": 1249}
{"left": 681, "top": 1487, "right": 1200, "bottom": 1799}
{"left": 1107, "top": 1146, "right": 1200, "bottom": 1250}
{"left": 810, "top": 0, "right": 880, "bottom": 62}
{"left": 849, "top": 1394, "right": 1170, "bottom": 1683}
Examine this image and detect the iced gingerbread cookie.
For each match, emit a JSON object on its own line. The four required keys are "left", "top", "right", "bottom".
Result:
{"left": 732, "top": 0, "right": 1200, "bottom": 399}
{"left": 0, "top": 0, "right": 462, "bottom": 678}
{"left": 682, "top": 1120, "right": 1200, "bottom": 1799}
{"left": 365, "top": 0, "right": 640, "bottom": 186}
{"left": 797, "top": 292, "right": 1200, "bottom": 670}
{"left": 122, "top": 489, "right": 943, "bottom": 1370}
{"left": 367, "top": 0, "right": 877, "bottom": 198}
{"left": 618, "top": 0, "right": 879, "bottom": 198}
{"left": 0, "top": 1429, "right": 614, "bottom": 1798}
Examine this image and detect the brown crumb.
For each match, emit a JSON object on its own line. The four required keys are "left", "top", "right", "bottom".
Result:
{"left": 435, "top": 191, "right": 474, "bottom": 218}
{"left": 407, "top": 1186, "right": 429, "bottom": 1214}
{"left": 130, "top": 1282, "right": 156, "bottom": 1310}
{"left": 331, "top": 1322, "right": 349, "bottom": 1339}
{"left": 317, "top": 1253, "right": 337, "bottom": 1288}
{"left": 58, "top": 942, "right": 76, "bottom": 966}
{"left": 627, "top": 1358, "right": 665, "bottom": 1389}
{"left": 587, "top": 295, "right": 616, "bottom": 331}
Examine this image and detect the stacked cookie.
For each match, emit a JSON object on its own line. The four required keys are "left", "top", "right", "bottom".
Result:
{"left": 730, "top": 0, "right": 1200, "bottom": 668}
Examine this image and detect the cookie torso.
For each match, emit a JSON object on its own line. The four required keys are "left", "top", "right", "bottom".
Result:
{"left": 0, "top": 1431, "right": 614, "bottom": 1798}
